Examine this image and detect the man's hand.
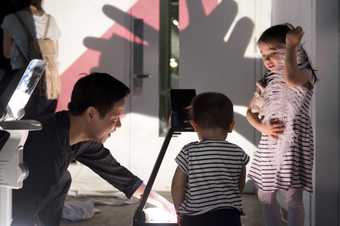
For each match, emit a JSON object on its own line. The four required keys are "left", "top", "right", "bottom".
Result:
{"left": 134, "top": 183, "right": 176, "bottom": 218}
{"left": 161, "top": 199, "right": 177, "bottom": 217}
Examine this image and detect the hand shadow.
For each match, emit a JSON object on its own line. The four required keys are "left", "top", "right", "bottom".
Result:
{"left": 83, "top": 0, "right": 259, "bottom": 151}
{"left": 84, "top": 4, "right": 159, "bottom": 116}
{"left": 180, "top": 0, "right": 257, "bottom": 145}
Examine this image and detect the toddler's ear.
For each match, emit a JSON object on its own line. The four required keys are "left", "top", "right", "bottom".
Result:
{"left": 190, "top": 120, "right": 198, "bottom": 131}
{"left": 228, "top": 120, "right": 235, "bottom": 132}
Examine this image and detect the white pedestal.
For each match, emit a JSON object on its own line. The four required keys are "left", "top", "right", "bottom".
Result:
{"left": 0, "top": 187, "right": 12, "bottom": 226}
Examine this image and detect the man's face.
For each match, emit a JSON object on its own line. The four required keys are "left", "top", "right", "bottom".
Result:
{"left": 89, "top": 98, "right": 126, "bottom": 143}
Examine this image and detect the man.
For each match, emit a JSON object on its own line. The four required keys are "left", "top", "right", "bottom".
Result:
{"left": 12, "top": 72, "right": 174, "bottom": 226}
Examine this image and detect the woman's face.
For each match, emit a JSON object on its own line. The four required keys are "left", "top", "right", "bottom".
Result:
{"left": 258, "top": 42, "right": 285, "bottom": 72}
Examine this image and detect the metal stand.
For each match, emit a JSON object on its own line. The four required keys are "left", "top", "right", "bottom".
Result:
{"left": 133, "top": 127, "right": 193, "bottom": 226}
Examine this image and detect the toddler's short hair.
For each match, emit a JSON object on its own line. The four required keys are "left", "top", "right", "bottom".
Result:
{"left": 192, "top": 92, "right": 233, "bottom": 130}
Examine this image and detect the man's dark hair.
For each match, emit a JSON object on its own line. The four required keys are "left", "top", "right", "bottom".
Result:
{"left": 192, "top": 92, "right": 233, "bottom": 130}
{"left": 68, "top": 73, "right": 130, "bottom": 117}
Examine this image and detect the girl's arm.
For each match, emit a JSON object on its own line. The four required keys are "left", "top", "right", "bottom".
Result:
{"left": 284, "top": 26, "right": 313, "bottom": 86}
{"left": 171, "top": 166, "right": 187, "bottom": 212}
{"left": 3, "top": 31, "right": 13, "bottom": 59}
{"left": 246, "top": 106, "right": 284, "bottom": 139}
{"left": 246, "top": 103, "right": 264, "bottom": 133}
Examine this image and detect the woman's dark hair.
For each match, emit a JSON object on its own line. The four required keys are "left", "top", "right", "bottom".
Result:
{"left": 30, "top": 0, "right": 44, "bottom": 12}
{"left": 192, "top": 92, "right": 234, "bottom": 130}
{"left": 68, "top": 72, "right": 130, "bottom": 117}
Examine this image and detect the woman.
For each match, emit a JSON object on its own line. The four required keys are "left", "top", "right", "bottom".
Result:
{"left": 2, "top": 0, "right": 61, "bottom": 118}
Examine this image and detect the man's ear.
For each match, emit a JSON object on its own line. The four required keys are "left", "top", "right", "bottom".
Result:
{"left": 85, "top": 106, "right": 98, "bottom": 121}
{"left": 228, "top": 120, "right": 235, "bottom": 132}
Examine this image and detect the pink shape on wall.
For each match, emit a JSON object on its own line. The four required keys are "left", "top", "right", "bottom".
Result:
{"left": 57, "top": 0, "right": 219, "bottom": 111}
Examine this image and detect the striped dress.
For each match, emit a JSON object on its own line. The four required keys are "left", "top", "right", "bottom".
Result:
{"left": 248, "top": 73, "right": 314, "bottom": 192}
{"left": 175, "top": 140, "right": 249, "bottom": 215}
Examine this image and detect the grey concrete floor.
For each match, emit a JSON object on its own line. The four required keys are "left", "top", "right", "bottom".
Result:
{"left": 60, "top": 193, "right": 268, "bottom": 226}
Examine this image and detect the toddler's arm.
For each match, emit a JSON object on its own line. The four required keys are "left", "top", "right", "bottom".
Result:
{"left": 239, "top": 166, "right": 246, "bottom": 192}
{"left": 171, "top": 166, "right": 187, "bottom": 212}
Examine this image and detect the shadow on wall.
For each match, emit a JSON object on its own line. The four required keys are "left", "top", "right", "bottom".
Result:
{"left": 83, "top": 4, "right": 138, "bottom": 83}
{"left": 83, "top": 1, "right": 160, "bottom": 118}
{"left": 180, "top": 0, "right": 257, "bottom": 144}
{"left": 82, "top": 0, "right": 259, "bottom": 145}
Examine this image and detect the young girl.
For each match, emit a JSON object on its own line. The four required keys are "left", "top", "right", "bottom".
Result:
{"left": 247, "top": 24, "right": 316, "bottom": 226}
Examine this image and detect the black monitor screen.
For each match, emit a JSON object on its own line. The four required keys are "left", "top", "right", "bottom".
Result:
{"left": 170, "top": 89, "right": 196, "bottom": 130}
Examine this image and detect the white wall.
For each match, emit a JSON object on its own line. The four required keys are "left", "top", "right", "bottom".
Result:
{"left": 44, "top": 0, "right": 138, "bottom": 73}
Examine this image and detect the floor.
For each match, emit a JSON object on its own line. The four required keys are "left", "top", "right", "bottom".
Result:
{"left": 60, "top": 193, "right": 269, "bottom": 226}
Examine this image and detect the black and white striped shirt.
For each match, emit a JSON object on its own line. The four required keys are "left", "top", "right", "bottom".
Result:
{"left": 175, "top": 140, "right": 249, "bottom": 216}
{"left": 249, "top": 72, "right": 314, "bottom": 192}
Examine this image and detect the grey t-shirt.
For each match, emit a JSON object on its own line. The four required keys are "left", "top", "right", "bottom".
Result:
{"left": 2, "top": 10, "right": 60, "bottom": 69}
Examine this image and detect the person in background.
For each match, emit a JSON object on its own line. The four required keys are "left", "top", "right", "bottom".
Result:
{"left": 2, "top": 0, "right": 61, "bottom": 118}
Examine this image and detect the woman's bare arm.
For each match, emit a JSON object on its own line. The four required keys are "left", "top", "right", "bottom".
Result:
{"left": 3, "top": 31, "right": 13, "bottom": 59}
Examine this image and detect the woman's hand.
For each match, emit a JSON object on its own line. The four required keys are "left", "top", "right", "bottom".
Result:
{"left": 258, "top": 119, "right": 285, "bottom": 139}
{"left": 286, "top": 26, "right": 304, "bottom": 49}
{"left": 3, "top": 31, "right": 13, "bottom": 59}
